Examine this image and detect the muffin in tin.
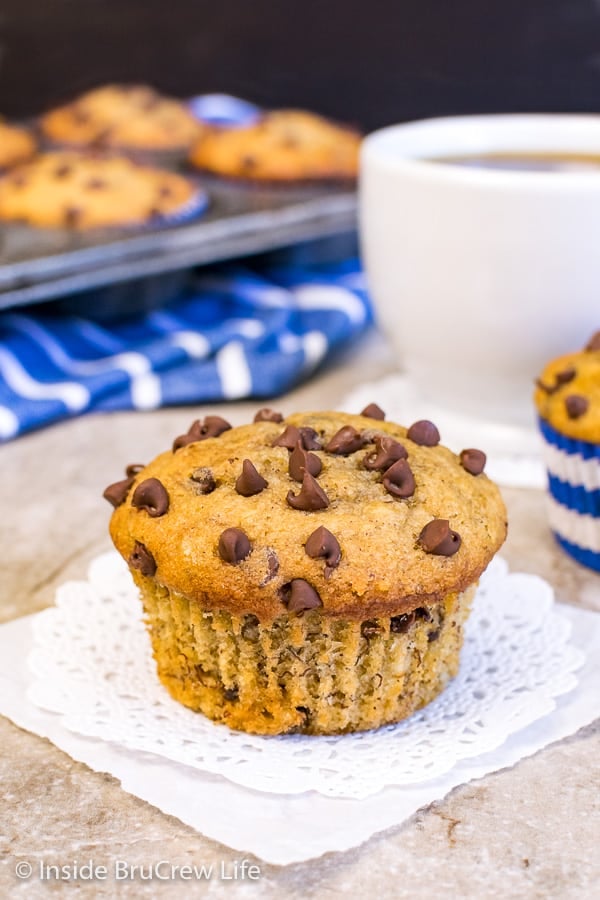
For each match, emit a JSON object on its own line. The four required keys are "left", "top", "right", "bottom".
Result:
{"left": 0, "top": 120, "right": 37, "bottom": 170}
{"left": 40, "top": 84, "right": 204, "bottom": 155}
{"left": 534, "top": 330, "right": 600, "bottom": 571}
{"left": 0, "top": 151, "right": 205, "bottom": 230}
{"left": 104, "top": 407, "right": 507, "bottom": 735}
{"left": 188, "top": 109, "right": 361, "bottom": 181}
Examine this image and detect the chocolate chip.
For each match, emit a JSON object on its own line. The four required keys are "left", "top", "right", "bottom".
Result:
{"left": 363, "top": 435, "right": 408, "bottom": 471}
{"left": 103, "top": 476, "right": 135, "bottom": 508}
{"left": 289, "top": 441, "right": 322, "bottom": 481}
{"left": 173, "top": 415, "right": 232, "bottom": 451}
{"left": 190, "top": 466, "right": 216, "bottom": 494}
{"left": 555, "top": 366, "right": 576, "bottom": 387}
{"left": 286, "top": 472, "right": 330, "bottom": 510}
{"left": 305, "top": 525, "right": 341, "bottom": 573}
{"left": 428, "top": 628, "right": 440, "bottom": 643}
{"left": 131, "top": 478, "right": 169, "bottom": 517}
{"left": 63, "top": 206, "right": 82, "bottom": 227}
{"left": 361, "top": 620, "right": 382, "bottom": 639}
{"left": 299, "top": 427, "right": 322, "bottom": 450}
{"left": 281, "top": 579, "right": 323, "bottom": 613}
{"left": 128, "top": 541, "right": 156, "bottom": 576}
{"left": 242, "top": 154, "right": 257, "bottom": 169}
{"left": 125, "top": 463, "right": 145, "bottom": 477}
{"left": 407, "top": 420, "right": 440, "bottom": 446}
{"left": 272, "top": 425, "right": 302, "bottom": 450}
{"left": 218, "top": 527, "right": 252, "bottom": 564}
{"left": 535, "top": 378, "right": 554, "bottom": 395}
{"left": 54, "top": 164, "right": 72, "bottom": 178}
{"left": 585, "top": 331, "right": 600, "bottom": 351}
{"left": 418, "top": 519, "right": 461, "bottom": 556}
{"left": 223, "top": 686, "right": 239, "bottom": 701}
{"left": 459, "top": 448, "right": 487, "bottom": 476}
{"left": 360, "top": 403, "right": 385, "bottom": 420}
{"left": 159, "top": 184, "right": 173, "bottom": 198}
{"left": 390, "top": 611, "right": 415, "bottom": 634}
{"left": 86, "top": 177, "right": 106, "bottom": 190}
{"left": 253, "top": 407, "right": 283, "bottom": 423}
{"left": 235, "top": 459, "right": 268, "bottom": 496}
{"left": 565, "top": 394, "right": 589, "bottom": 419}
{"left": 325, "top": 425, "right": 365, "bottom": 455}
{"left": 382, "top": 458, "right": 416, "bottom": 498}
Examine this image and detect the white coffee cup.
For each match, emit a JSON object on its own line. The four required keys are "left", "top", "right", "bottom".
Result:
{"left": 359, "top": 114, "right": 600, "bottom": 426}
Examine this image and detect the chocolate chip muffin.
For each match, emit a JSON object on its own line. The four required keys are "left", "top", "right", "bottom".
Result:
{"left": 188, "top": 109, "right": 361, "bottom": 181}
{"left": 534, "top": 330, "right": 600, "bottom": 571}
{"left": 40, "top": 84, "right": 203, "bottom": 154}
{"left": 104, "top": 407, "right": 507, "bottom": 735}
{"left": 0, "top": 151, "right": 205, "bottom": 229}
{"left": 0, "top": 120, "right": 37, "bottom": 170}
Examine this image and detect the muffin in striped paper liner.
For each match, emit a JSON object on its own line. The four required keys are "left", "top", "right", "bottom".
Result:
{"left": 534, "top": 330, "right": 600, "bottom": 571}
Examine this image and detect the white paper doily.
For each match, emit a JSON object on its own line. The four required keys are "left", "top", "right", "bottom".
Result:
{"left": 28, "top": 552, "right": 584, "bottom": 800}
{"left": 342, "top": 373, "right": 546, "bottom": 489}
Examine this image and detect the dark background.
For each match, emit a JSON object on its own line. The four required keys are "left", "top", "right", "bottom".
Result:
{"left": 2, "top": 0, "right": 600, "bottom": 128}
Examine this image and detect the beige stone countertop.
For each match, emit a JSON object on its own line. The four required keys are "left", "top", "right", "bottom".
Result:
{"left": 1, "top": 330, "right": 599, "bottom": 898}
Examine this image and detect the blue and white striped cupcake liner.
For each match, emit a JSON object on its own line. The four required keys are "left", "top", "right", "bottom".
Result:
{"left": 538, "top": 417, "right": 600, "bottom": 572}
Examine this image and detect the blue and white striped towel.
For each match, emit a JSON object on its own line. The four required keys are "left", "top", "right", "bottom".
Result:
{"left": 0, "top": 259, "right": 372, "bottom": 441}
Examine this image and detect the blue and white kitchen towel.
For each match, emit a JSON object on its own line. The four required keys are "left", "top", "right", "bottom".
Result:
{"left": 0, "top": 259, "right": 372, "bottom": 441}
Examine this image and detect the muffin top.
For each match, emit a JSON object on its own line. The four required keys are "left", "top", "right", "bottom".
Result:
{"left": 40, "top": 84, "right": 204, "bottom": 151}
{"left": 105, "top": 408, "right": 507, "bottom": 622}
{"left": 534, "top": 330, "right": 600, "bottom": 442}
{"left": 188, "top": 109, "right": 361, "bottom": 181}
{"left": 0, "top": 151, "right": 200, "bottom": 229}
{"left": 0, "top": 121, "right": 37, "bottom": 169}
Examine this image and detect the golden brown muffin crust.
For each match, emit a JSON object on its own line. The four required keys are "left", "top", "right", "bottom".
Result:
{"left": 108, "top": 411, "right": 507, "bottom": 622}
{"left": 0, "top": 121, "right": 37, "bottom": 169}
{"left": 534, "top": 332, "right": 600, "bottom": 442}
{"left": 0, "top": 151, "right": 199, "bottom": 229}
{"left": 40, "top": 83, "right": 203, "bottom": 151}
{"left": 189, "top": 109, "right": 361, "bottom": 181}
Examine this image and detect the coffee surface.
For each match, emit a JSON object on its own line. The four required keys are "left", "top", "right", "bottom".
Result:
{"left": 429, "top": 152, "right": 600, "bottom": 172}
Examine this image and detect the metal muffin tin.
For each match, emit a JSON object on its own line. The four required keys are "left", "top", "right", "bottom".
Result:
{"left": 0, "top": 173, "right": 357, "bottom": 311}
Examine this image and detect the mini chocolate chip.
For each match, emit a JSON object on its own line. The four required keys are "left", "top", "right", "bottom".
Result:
{"left": 325, "top": 425, "right": 365, "bottom": 455}
{"left": 125, "top": 463, "right": 145, "bottom": 477}
{"left": 159, "top": 184, "right": 173, "bottom": 198}
{"left": 360, "top": 403, "right": 385, "bottom": 420}
{"left": 535, "top": 378, "right": 554, "bottom": 395}
{"left": 64, "top": 206, "right": 82, "bottom": 227}
{"left": 223, "top": 687, "right": 239, "bottom": 701}
{"left": 54, "top": 164, "right": 72, "bottom": 178}
{"left": 585, "top": 331, "right": 600, "bottom": 351}
{"left": 305, "top": 525, "right": 341, "bottom": 572}
{"left": 281, "top": 579, "right": 323, "bottom": 613}
{"left": 190, "top": 466, "right": 216, "bottom": 494}
{"left": 565, "top": 394, "right": 589, "bottom": 419}
{"left": 131, "top": 477, "right": 169, "bottom": 517}
{"left": 86, "top": 177, "right": 106, "bottom": 190}
{"left": 173, "top": 415, "right": 232, "bottom": 451}
{"left": 382, "top": 458, "right": 416, "bottom": 498}
{"left": 361, "top": 620, "right": 382, "bottom": 639}
{"left": 129, "top": 541, "right": 156, "bottom": 576}
{"left": 407, "top": 420, "right": 440, "bottom": 446}
{"left": 148, "top": 207, "right": 162, "bottom": 218}
{"left": 242, "top": 154, "right": 257, "bottom": 169}
{"left": 460, "top": 448, "right": 487, "bottom": 476}
{"left": 390, "top": 611, "right": 416, "bottom": 634}
{"left": 235, "top": 459, "right": 268, "bottom": 496}
{"left": 287, "top": 472, "right": 330, "bottom": 510}
{"left": 363, "top": 435, "right": 408, "bottom": 471}
{"left": 418, "top": 519, "right": 461, "bottom": 556}
{"left": 218, "top": 527, "right": 252, "bottom": 564}
{"left": 272, "top": 425, "right": 302, "bottom": 450}
{"left": 428, "top": 628, "right": 441, "bottom": 643}
{"left": 254, "top": 407, "right": 283, "bottom": 423}
{"left": 298, "top": 427, "right": 322, "bottom": 450}
{"left": 103, "top": 476, "right": 135, "bottom": 508}
{"left": 555, "top": 366, "right": 576, "bottom": 387}
{"left": 289, "top": 441, "right": 322, "bottom": 481}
